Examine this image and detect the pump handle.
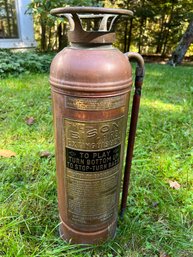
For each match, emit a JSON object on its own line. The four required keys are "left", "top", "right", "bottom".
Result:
{"left": 120, "top": 52, "right": 145, "bottom": 217}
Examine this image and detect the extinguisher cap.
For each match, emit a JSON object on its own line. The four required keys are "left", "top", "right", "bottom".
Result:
{"left": 50, "top": 7, "right": 133, "bottom": 45}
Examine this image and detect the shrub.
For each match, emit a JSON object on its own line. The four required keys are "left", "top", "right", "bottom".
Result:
{"left": 0, "top": 50, "right": 55, "bottom": 77}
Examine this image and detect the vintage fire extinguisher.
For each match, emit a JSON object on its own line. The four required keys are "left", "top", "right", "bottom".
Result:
{"left": 50, "top": 7, "right": 144, "bottom": 244}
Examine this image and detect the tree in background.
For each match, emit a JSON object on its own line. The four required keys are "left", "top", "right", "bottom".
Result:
{"left": 28, "top": 0, "right": 193, "bottom": 63}
{"left": 27, "top": 0, "right": 63, "bottom": 51}
{"left": 104, "top": 0, "right": 192, "bottom": 56}
{"left": 27, "top": 0, "right": 94, "bottom": 51}
{"left": 168, "top": 17, "right": 193, "bottom": 65}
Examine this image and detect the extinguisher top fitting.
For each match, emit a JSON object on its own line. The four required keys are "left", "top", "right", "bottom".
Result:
{"left": 50, "top": 7, "right": 133, "bottom": 45}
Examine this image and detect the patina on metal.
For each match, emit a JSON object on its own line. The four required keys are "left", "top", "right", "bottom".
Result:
{"left": 50, "top": 7, "right": 145, "bottom": 244}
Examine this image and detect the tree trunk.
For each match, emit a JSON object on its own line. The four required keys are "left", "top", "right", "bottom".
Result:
{"left": 47, "top": 26, "right": 52, "bottom": 51}
{"left": 57, "top": 23, "right": 62, "bottom": 51}
{"left": 138, "top": 17, "right": 145, "bottom": 53}
{"left": 40, "top": 17, "right": 46, "bottom": 51}
{"left": 127, "top": 18, "right": 133, "bottom": 52}
{"left": 124, "top": 19, "right": 128, "bottom": 53}
{"left": 168, "top": 19, "right": 193, "bottom": 65}
{"left": 162, "top": 0, "right": 175, "bottom": 56}
{"left": 63, "top": 23, "right": 68, "bottom": 48}
{"left": 156, "top": 15, "right": 165, "bottom": 54}
{"left": 138, "top": 0, "right": 145, "bottom": 54}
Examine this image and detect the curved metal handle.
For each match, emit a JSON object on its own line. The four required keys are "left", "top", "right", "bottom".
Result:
{"left": 120, "top": 52, "right": 145, "bottom": 217}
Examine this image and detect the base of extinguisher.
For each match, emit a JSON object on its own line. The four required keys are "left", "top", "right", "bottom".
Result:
{"left": 59, "top": 219, "right": 117, "bottom": 244}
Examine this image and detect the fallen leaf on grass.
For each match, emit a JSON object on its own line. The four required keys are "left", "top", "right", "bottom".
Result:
{"left": 160, "top": 252, "right": 170, "bottom": 257}
{"left": 0, "top": 149, "right": 16, "bottom": 158}
{"left": 159, "top": 252, "right": 170, "bottom": 257}
{"left": 25, "top": 117, "right": 35, "bottom": 125}
{"left": 168, "top": 180, "right": 181, "bottom": 190}
{"left": 39, "top": 151, "right": 52, "bottom": 158}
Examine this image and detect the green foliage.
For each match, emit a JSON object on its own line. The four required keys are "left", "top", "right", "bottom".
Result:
{"left": 0, "top": 50, "right": 54, "bottom": 77}
{"left": 27, "top": 0, "right": 97, "bottom": 51}
{"left": 25, "top": 0, "right": 193, "bottom": 55}
{"left": 0, "top": 65, "right": 193, "bottom": 256}
{"left": 106, "top": 0, "right": 193, "bottom": 55}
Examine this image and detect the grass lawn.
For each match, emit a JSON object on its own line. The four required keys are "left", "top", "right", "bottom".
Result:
{"left": 0, "top": 64, "right": 192, "bottom": 257}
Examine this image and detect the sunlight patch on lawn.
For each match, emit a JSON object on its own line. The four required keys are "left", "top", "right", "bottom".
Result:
{"left": 141, "top": 99, "right": 183, "bottom": 113}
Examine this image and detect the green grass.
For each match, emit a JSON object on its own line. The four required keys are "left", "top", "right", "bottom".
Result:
{"left": 0, "top": 64, "right": 193, "bottom": 256}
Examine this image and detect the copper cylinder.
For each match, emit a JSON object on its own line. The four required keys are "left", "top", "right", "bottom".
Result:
{"left": 50, "top": 7, "right": 134, "bottom": 244}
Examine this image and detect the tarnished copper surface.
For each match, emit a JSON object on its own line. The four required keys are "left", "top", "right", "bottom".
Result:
{"left": 50, "top": 7, "right": 144, "bottom": 244}
{"left": 51, "top": 83, "right": 130, "bottom": 243}
{"left": 50, "top": 47, "right": 132, "bottom": 97}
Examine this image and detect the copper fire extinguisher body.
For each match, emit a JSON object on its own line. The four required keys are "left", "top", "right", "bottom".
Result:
{"left": 50, "top": 46, "right": 132, "bottom": 244}
{"left": 50, "top": 7, "right": 144, "bottom": 244}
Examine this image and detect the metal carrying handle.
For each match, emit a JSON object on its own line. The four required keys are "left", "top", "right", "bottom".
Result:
{"left": 120, "top": 52, "right": 145, "bottom": 217}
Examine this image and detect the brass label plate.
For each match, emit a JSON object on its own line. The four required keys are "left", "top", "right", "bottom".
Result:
{"left": 66, "top": 166, "right": 119, "bottom": 225}
{"left": 65, "top": 117, "right": 124, "bottom": 150}
{"left": 66, "top": 145, "right": 121, "bottom": 172}
{"left": 64, "top": 117, "right": 125, "bottom": 227}
{"left": 65, "top": 95, "right": 126, "bottom": 110}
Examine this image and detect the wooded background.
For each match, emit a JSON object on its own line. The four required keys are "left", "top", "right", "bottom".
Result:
{"left": 28, "top": 0, "right": 193, "bottom": 64}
